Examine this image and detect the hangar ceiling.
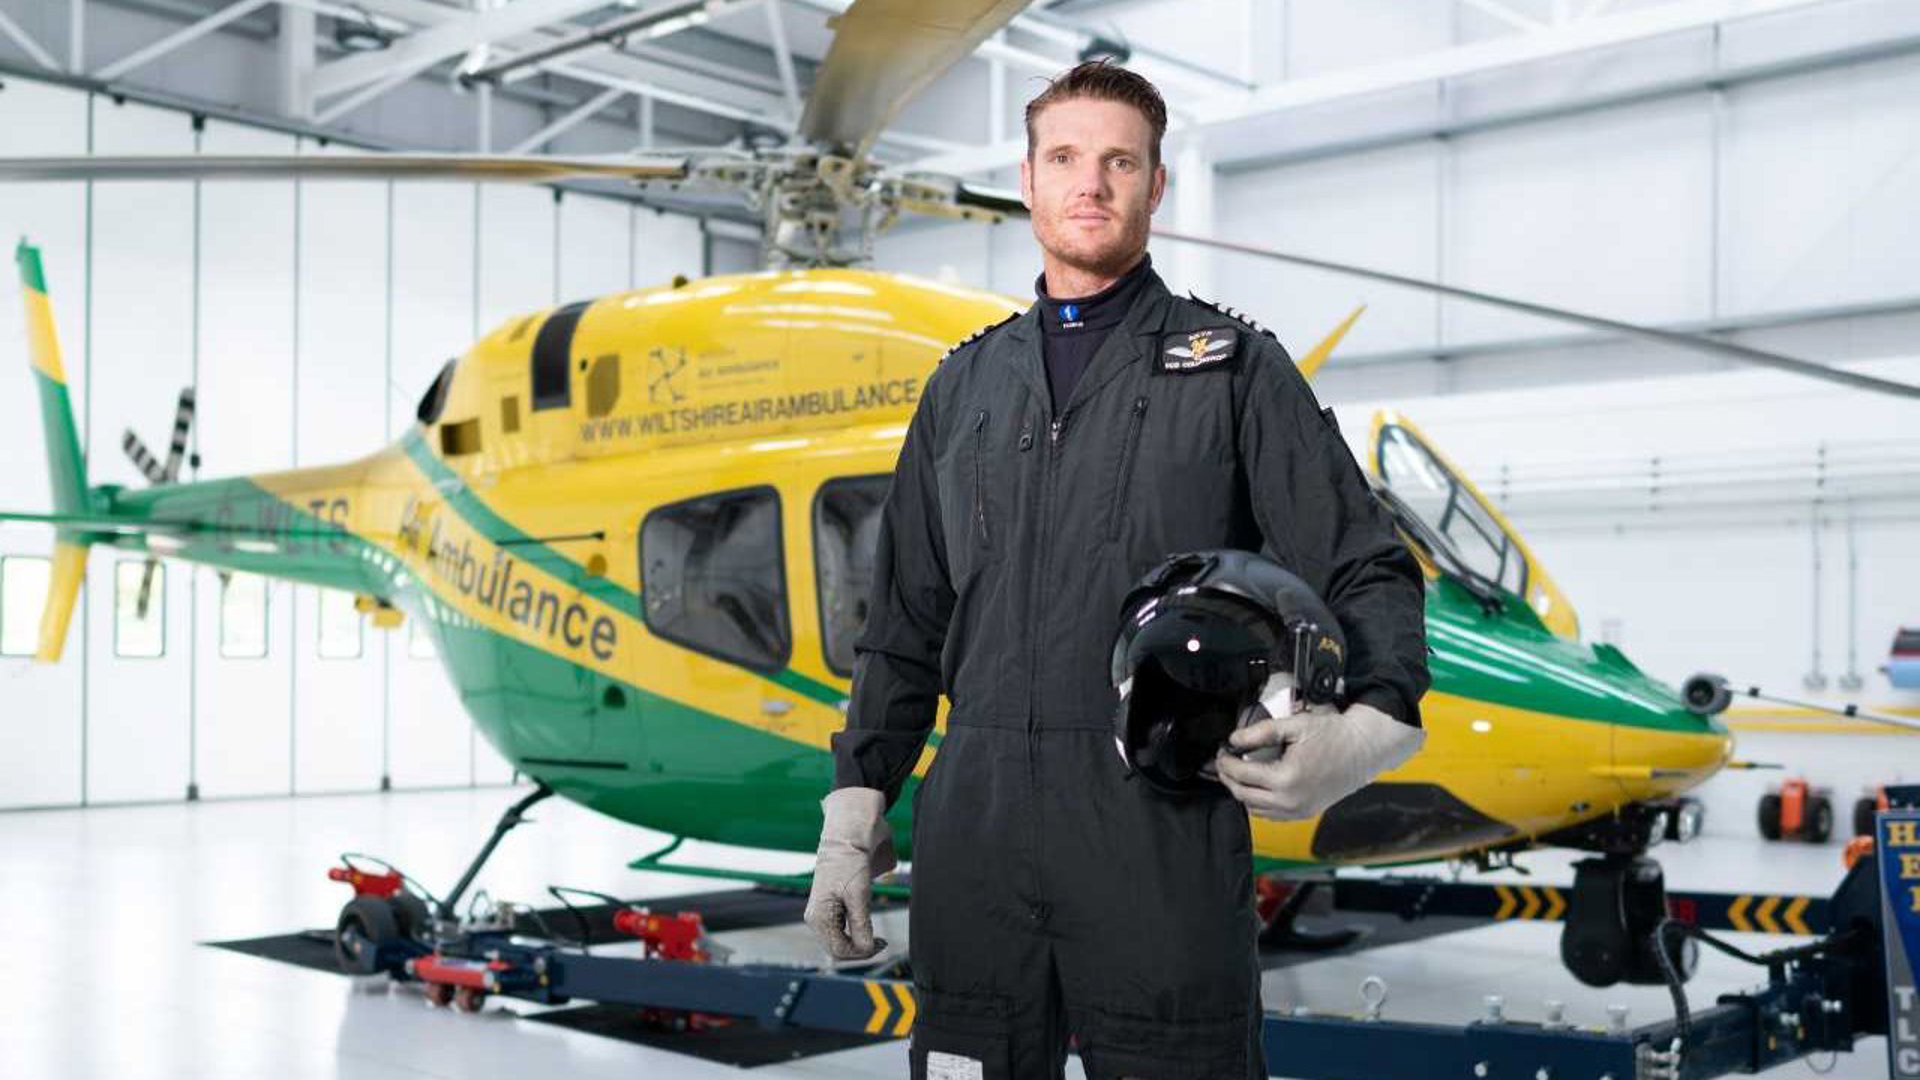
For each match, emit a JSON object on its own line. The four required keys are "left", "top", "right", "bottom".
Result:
{"left": 0, "top": 0, "right": 1859, "bottom": 171}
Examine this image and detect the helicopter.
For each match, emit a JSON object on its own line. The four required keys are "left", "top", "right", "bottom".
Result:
{"left": 5, "top": 0, "right": 1914, "bottom": 989}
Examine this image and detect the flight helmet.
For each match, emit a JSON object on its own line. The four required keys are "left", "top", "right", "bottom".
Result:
{"left": 1110, "top": 550, "right": 1346, "bottom": 795}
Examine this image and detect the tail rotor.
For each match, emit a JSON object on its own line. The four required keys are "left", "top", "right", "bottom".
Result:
{"left": 120, "top": 386, "right": 200, "bottom": 618}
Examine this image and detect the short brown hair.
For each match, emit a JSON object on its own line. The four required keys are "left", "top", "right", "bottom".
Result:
{"left": 1024, "top": 60, "right": 1168, "bottom": 169}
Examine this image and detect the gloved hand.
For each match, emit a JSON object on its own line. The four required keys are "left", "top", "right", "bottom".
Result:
{"left": 1213, "top": 701, "right": 1425, "bottom": 821}
{"left": 803, "top": 786, "right": 897, "bottom": 961}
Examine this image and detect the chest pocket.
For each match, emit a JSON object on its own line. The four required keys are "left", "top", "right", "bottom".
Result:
{"left": 1105, "top": 376, "right": 1239, "bottom": 577}
{"left": 938, "top": 405, "right": 1021, "bottom": 581}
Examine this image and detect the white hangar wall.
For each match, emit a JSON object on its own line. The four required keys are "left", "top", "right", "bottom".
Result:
{"left": 0, "top": 74, "right": 705, "bottom": 811}
{"left": 1209, "top": 48, "right": 1920, "bottom": 377}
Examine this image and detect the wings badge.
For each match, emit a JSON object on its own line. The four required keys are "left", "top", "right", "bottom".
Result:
{"left": 1159, "top": 327, "right": 1239, "bottom": 373}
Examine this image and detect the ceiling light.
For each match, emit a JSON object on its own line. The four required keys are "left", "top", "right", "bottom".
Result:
{"left": 333, "top": 8, "right": 392, "bottom": 52}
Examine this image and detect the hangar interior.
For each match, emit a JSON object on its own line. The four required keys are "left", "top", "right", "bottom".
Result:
{"left": 0, "top": 1, "right": 1915, "bottom": 1078}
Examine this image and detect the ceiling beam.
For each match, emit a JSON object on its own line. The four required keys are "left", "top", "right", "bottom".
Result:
{"left": 762, "top": 0, "right": 801, "bottom": 125}
{"left": 313, "top": 50, "right": 441, "bottom": 123}
{"left": 478, "top": 0, "right": 762, "bottom": 85}
{"left": 509, "top": 83, "right": 624, "bottom": 152}
{"left": 277, "top": 1, "right": 315, "bottom": 119}
{"left": 543, "top": 58, "right": 780, "bottom": 126}
{"left": 94, "top": 0, "right": 273, "bottom": 82}
{"left": 0, "top": 6, "right": 62, "bottom": 72}
{"left": 336, "top": 0, "right": 792, "bottom": 127}
{"left": 313, "top": 0, "right": 613, "bottom": 100}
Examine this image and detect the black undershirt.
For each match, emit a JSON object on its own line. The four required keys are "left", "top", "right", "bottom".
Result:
{"left": 1035, "top": 253, "right": 1153, "bottom": 412}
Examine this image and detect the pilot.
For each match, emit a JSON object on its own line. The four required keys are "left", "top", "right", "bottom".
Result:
{"left": 805, "top": 60, "right": 1431, "bottom": 1079}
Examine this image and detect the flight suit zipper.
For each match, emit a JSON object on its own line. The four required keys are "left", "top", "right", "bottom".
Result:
{"left": 1023, "top": 411, "right": 1068, "bottom": 926}
{"left": 1106, "top": 396, "right": 1149, "bottom": 542}
{"left": 972, "top": 408, "right": 991, "bottom": 549}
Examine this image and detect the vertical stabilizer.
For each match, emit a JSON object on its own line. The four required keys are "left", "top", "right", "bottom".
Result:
{"left": 15, "top": 240, "right": 92, "bottom": 662}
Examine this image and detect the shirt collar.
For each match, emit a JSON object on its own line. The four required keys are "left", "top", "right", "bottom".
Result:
{"left": 1034, "top": 252, "right": 1153, "bottom": 334}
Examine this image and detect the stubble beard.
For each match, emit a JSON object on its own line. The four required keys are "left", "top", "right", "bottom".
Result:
{"left": 1040, "top": 203, "right": 1151, "bottom": 283}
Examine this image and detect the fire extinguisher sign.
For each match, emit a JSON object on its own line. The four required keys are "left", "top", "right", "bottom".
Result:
{"left": 1884, "top": 806, "right": 1920, "bottom": 1079}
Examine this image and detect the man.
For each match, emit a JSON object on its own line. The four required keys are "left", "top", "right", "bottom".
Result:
{"left": 805, "top": 61, "right": 1431, "bottom": 1079}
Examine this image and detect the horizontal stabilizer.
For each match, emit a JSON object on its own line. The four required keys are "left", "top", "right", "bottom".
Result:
{"left": 35, "top": 543, "right": 85, "bottom": 662}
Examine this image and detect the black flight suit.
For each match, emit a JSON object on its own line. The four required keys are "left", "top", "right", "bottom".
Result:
{"left": 831, "top": 259, "right": 1430, "bottom": 1080}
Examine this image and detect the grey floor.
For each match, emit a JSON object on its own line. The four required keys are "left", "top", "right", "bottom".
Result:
{"left": 0, "top": 786, "right": 1890, "bottom": 1079}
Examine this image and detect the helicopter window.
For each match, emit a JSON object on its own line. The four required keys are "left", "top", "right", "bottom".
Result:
{"left": 416, "top": 360, "right": 457, "bottom": 426}
{"left": 641, "top": 487, "right": 790, "bottom": 671}
{"left": 0, "top": 555, "right": 51, "bottom": 657}
{"left": 813, "top": 476, "right": 889, "bottom": 677}
{"left": 532, "top": 300, "right": 591, "bottom": 411}
{"left": 1376, "top": 426, "right": 1528, "bottom": 600}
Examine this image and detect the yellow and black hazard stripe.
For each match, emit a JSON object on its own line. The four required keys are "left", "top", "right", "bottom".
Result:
{"left": 1491, "top": 884, "right": 1567, "bottom": 922}
{"left": 1721, "top": 893, "right": 1817, "bottom": 935}
{"left": 1330, "top": 878, "right": 1827, "bottom": 937}
{"left": 862, "top": 980, "right": 917, "bottom": 1036}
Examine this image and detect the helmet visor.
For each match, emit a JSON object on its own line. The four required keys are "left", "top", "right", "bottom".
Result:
{"left": 1113, "top": 592, "right": 1284, "bottom": 792}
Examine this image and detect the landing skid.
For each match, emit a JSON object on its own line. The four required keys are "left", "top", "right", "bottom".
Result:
{"left": 437, "top": 782, "right": 553, "bottom": 922}
{"left": 629, "top": 835, "right": 912, "bottom": 900}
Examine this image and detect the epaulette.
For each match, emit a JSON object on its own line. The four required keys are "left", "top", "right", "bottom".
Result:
{"left": 939, "top": 310, "right": 1021, "bottom": 363}
{"left": 1186, "top": 292, "right": 1278, "bottom": 342}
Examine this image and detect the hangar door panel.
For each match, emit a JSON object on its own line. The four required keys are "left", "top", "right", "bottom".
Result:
{"left": 85, "top": 99, "right": 195, "bottom": 804}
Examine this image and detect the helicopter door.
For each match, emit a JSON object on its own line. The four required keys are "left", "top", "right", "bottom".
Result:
{"left": 1368, "top": 410, "right": 1580, "bottom": 640}
{"left": 811, "top": 476, "right": 889, "bottom": 679}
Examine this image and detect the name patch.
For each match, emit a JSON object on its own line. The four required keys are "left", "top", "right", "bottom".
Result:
{"left": 1160, "top": 327, "right": 1238, "bottom": 373}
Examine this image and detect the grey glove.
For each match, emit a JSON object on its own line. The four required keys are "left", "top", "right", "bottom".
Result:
{"left": 1215, "top": 701, "right": 1425, "bottom": 821}
{"left": 803, "top": 786, "right": 897, "bottom": 961}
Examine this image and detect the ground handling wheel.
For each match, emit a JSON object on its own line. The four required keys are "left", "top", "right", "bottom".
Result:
{"left": 335, "top": 896, "right": 402, "bottom": 975}
{"left": 1805, "top": 794, "right": 1833, "bottom": 844}
{"left": 390, "top": 889, "right": 435, "bottom": 944}
{"left": 1662, "top": 798, "right": 1705, "bottom": 843}
{"left": 453, "top": 986, "right": 487, "bottom": 1014}
{"left": 423, "top": 981, "right": 456, "bottom": 1008}
{"left": 1757, "top": 793, "right": 1783, "bottom": 840}
{"left": 1854, "top": 796, "right": 1878, "bottom": 838}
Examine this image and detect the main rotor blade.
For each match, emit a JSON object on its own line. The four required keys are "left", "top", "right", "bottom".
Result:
{"left": 160, "top": 387, "right": 196, "bottom": 485}
{"left": 0, "top": 153, "right": 691, "bottom": 184}
{"left": 1147, "top": 226, "right": 1920, "bottom": 400}
{"left": 801, "top": 0, "right": 1030, "bottom": 161}
{"left": 947, "top": 186, "right": 1920, "bottom": 396}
